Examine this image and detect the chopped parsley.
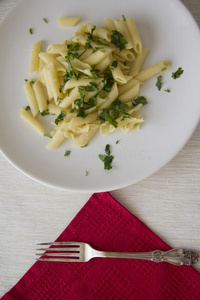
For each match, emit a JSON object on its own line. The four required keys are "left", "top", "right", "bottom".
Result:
{"left": 122, "top": 14, "right": 126, "bottom": 21}
{"left": 164, "top": 89, "right": 171, "bottom": 93}
{"left": 161, "top": 67, "right": 167, "bottom": 71}
{"left": 172, "top": 67, "right": 184, "bottom": 79}
{"left": 85, "top": 170, "right": 89, "bottom": 176}
{"left": 116, "top": 140, "right": 119, "bottom": 144}
{"left": 110, "top": 30, "right": 128, "bottom": 51}
{"left": 25, "top": 106, "right": 30, "bottom": 111}
{"left": 85, "top": 25, "right": 96, "bottom": 41}
{"left": 156, "top": 75, "right": 162, "bottom": 91}
{"left": 29, "top": 28, "right": 33, "bottom": 35}
{"left": 43, "top": 18, "right": 48, "bottom": 23}
{"left": 71, "top": 87, "right": 97, "bottom": 119}
{"left": 132, "top": 96, "right": 148, "bottom": 106}
{"left": 30, "top": 80, "right": 35, "bottom": 86}
{"left": 111, "top": 60, "right": 118, "bottom": 68}
{"left": 64, "top": 150, "right": 71, "bottom": 156}
{"left": 55, "top": 110, "right": 66, "bottom": 125}
{"left": 24, "top": 79, "right": 28, "bottom": 82}
{"left": 98, "top": 144, "right": 114, "bottom": 170}
{"left": 44, "top": 133, "right": 52, "bottom": 138}
{"left": 41, "top": 109, "right": 50, "bottom": 116}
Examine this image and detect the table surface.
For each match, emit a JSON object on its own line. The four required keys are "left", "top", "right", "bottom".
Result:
{"left": 0, "top": 0, "right": 200, "bottom": 296}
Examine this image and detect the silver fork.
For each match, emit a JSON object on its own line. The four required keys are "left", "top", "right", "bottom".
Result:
{"left": 36, "top": 241, "right": 199, "bottom": 266}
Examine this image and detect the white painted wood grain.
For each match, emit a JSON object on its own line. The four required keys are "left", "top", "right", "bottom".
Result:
{"left": 0, "top": 0, "right": 199, "bottom": 296}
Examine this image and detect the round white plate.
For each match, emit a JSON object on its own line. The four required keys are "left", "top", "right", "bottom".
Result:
{"left": 0, "top": 0, "right": 200, "bottom": 192}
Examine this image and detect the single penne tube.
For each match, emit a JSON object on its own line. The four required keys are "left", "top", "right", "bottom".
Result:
{"left": 117, "top": 116, "right": 143, "bottom": 128}
{"left": 58, "top": 16, "right": 81, "bottom": 26}
{"left": 59, "top": 87, "right": 80, "bottom": 108}
{"left": 100, "top": 122, "right": 112, "bottom": 136}
{"left": 126, "top": 17, "right": 142, "bottom": 54}
{"left": 46, "top": 44, "right": 68, "bottom": 54}
{"left": 113, "top": 48, "right": 135, "bottom": 61}
{"left": 129, "top": 48, "right": 149, "bottom": 77}
{"left": 63, "top": 77, "right": 102, "bottom": 92}
{"left": 104, "top": 18, "right": 116, "bottom": 32}
{"left": 42, "top": 64, "right": 54, "bottom": 100}
{"left": 29, "top": 40, "right": 42, "bottom": 74}
{"left": 118, "top": 78, "right": 141, "bottom": 95}
{"left": 95, "top": 52, "right": 112, "bottom": 73}
{"left": 39, "top": 52, "right": 66, "bottom": 76}
{"left": 82, "top": 48, "right": 112, "bottom": 65}
{"left": 69, "top": 112, "right": 98, "bottom": 131}
{"left": 72, "top": 124, "right": 99, "bottom": 146}
{"left": 19, "top": 108, "right": 44, "bottom": 136}
{"left": 110, "top": 64, "right": 127, "bottom": 85}
{"left": 38, "top": 58, "right": 46, "bottom": 85}
{"left": 48, "top": 103, "right": 68, "bottom": 115}
{"left": 46, "top": 62, "right": 63, "bottom": 103}
{"left": 114, "top": 18, "right": 134, "bottom": 49}
{"left": 46, "top": 129, "right": 65, "bottom": 149}
{"left": 85, "top": 23, "right": 111, "bottom": 42}
{"left": 56, "top": 56, "right": 68, "bottom": 69}
{"left": 32, "top": 79, "right": 47, "bottom": 113}
{"left": 119, "top": 83, "right": 140, "bottom": 102}
{"left": 73, "top": 24, "right": 86, "bottom": 37}
{"left": 134, "top": 60, "right": 170, "bottom": 82}
{"left": 98, "top": 82, "right": 118, "bottom": 110}
{"left": 24, "top": 80, "right": 39, "bottom": 117}
{"left": 71, "top": 58, "right": 92, "bottom": 76}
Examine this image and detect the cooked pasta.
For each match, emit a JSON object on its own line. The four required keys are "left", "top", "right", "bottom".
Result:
{"left": 20, "top": 16, "right": 170, "bottom": 149}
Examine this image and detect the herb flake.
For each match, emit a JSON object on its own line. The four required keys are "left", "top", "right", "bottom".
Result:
{"left": 172, "top": 67, "right": 184, "bottom": 79}
{"left": 64, "top": 150, "right": 71, "bottom": 156}
{"left": 156, "top": 75, "right": 162, "bottom": 91}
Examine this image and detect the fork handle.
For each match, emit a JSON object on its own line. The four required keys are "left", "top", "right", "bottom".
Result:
{"left": 93, "top": 248, "right": 199, "bottom": 266}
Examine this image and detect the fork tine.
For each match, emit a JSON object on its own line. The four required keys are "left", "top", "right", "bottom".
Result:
{"left": 36, "top": 247, "right": 80, "bottom": 252}
{"left": 36, "top": 252, "right": 80, "bottom": 257}
{"left": 37, "top": 258, "right": 80, "bottom": 262}
{"left": 37, "top": 241, "right": 81, "bottom": 246}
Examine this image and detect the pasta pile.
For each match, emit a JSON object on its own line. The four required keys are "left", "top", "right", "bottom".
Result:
{"left": 20, "top": 16, "right": 170, "bottom": 149}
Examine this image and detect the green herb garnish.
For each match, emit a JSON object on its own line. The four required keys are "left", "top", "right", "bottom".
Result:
{"left": 85, "top": 170, "right": 89, "bottom": 176}
{"left": 55, "top": 110, "right": 66, "bottom": 125}
{"left": 164, "top": 89, "right": 171, "bottom": 93}
{"left": 122, "top": 15, "right": 126, "bottom": 21}
{"left": 41, "top": 109, "right": 50, "bottom": 116}
{"left": 43, "top": 18, "right": 48, "bottom": 23}
{"left": 132, "top": 96, "right": 148, "bottom": 106}
{"left": 172, "top": 67, "right": 184, "bottom": 79}
{"left": 110, "top": 30, "right": 128, "bottom": 51}
{"left": 44, "top": 133, "right": 52, "bottom": 138}
{"left": 64, "top": 150, "right": 71, "bottom": 156}
{"left": 30, "top": 80, "right": 35, "bottom": 86}
{"left": 24, "top": 79, "right": 28, "bottom": 82}
{"left": 98, "top": 144, "right": 114, "bottom": 170}
{"left": 156, "top": 75, "right": 162, "bottom": 91}
{"left": 25, "top": 106, "right": 30, "bottom": 111}
{"left": 29, "top": 28, "right": 33, "bottom": 35}
{"left": 111, "top": 60, "right": 118, "bottom": 68}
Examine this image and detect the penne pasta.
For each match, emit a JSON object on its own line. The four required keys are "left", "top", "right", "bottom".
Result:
{"left": 19, "top": 108, "right": 44, "bottom": 136}
{"left": 134, "top": 60, "right": 170, "bottom": 82}
{"left": 29, "top": 41, "right": 42, "bottom": 74}
{"left": 21, "top": 16, "right": 170, "bottom": 149}
{"left": 24, "top": 80, "right": 39, "bottom": 117}
{"left": 58, "top": 17, "right": 81, "bottom": 26}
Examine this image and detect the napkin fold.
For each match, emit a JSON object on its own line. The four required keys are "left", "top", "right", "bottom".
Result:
{"left": 1, "top": 192, "right": 200, "bottom": 300}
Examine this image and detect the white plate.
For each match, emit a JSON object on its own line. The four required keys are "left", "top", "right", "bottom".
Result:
{"left": 0, "top": 0, "right": 200, "bottom": 192}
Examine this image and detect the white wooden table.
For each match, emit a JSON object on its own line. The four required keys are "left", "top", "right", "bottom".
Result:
{"left": 0, "top": 0, "right": 199, "bottom": 296}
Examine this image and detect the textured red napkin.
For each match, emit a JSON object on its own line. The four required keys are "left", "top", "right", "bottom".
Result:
{"left": 1, "top": 192, "right": 200, "bottom": 300}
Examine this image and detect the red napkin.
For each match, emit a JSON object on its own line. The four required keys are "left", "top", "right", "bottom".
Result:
{"left": 1, "top": 192, "right": 200, "bottom": 300}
